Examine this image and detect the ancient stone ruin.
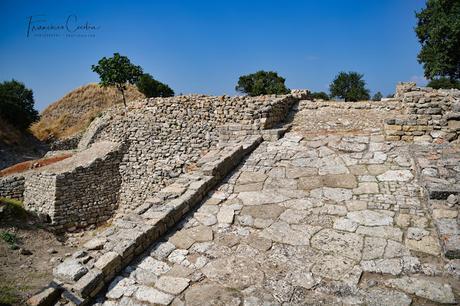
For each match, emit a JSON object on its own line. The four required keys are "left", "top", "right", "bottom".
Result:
{"left": 2, "top": 84, "right": 460, "bottom": 305}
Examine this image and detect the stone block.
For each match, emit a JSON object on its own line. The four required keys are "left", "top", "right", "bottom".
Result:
{"left": 73, "top": 269, "right": 103, "bottom": 298}
{"left": 94, "top": 252, "right": 121, "bottom": 277}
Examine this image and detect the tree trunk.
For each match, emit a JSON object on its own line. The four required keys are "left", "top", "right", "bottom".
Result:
{"left": 120, "top": 88, "right": 127, "bottom": 108}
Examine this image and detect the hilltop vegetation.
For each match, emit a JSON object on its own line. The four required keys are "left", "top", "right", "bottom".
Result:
{"left": 30, "top": 83, "right": 144, "bottom": 141}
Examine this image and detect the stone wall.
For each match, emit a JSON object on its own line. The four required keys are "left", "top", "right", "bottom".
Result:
{"left": 49, "top": 134, "right": 82, "bottom": 151}
{"left": 33, "top": 135, "right": 262, "bottom": 306}
{"left": 384, "top": 83, "right": 460, "bottom": 142}
{"left": 79, "top": 92, "right": 307, "bottom": 213}
{"left": 0, "top": 175, "right": 25, "bottom": 200}
{"left": 23, "top": 141, "right": 124, "bottom": 231}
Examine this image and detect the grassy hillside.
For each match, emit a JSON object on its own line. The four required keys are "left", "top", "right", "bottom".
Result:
{"left": 30, "top": 83, "right": 145, "bottom": 141}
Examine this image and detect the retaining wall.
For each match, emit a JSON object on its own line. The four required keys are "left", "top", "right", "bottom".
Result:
{"left": 78, "top": 92, "right": 307, "bottom": 213}
{"left": 31, "top": 136, "right": 263, "bottom": 306}
{"left": 23, "top": 141, "right": 124, "bottom": 231}
{"left": 384, "top": 83, "right": 460, "bottom": 142}
{"left": 0, "top": 175, "right": 25, "bottom": 200}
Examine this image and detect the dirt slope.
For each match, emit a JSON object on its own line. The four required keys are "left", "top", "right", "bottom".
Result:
{"left": 30, "top": 83, "right": 145, "bottom": 141}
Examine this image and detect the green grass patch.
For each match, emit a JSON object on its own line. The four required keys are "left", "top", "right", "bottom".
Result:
{"left": 0, "top": 284, "right": 21, "bottom": 305}
{"left": 0, "top": 231, "right": 19, "bottom": 249}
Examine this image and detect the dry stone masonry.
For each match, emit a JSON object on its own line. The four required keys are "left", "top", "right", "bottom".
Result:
{"left": 9, "top": 84, "right": 460, "bottom": 305}
{"left": 78, "top": 93, "right": 305, "bottom": 213}
{"left": 384, "top": 82, "right": 460, "bottom": 143}
{"left": 0, "top": 175, "right": 25, "bottom": 200}
{"left": 23, "top": 141, "right": 124, "bottom": 231}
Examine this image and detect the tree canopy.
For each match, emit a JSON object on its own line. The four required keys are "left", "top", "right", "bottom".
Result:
{"left": 329, "top": 72, "right": 370, "bottom": 102}
{"left": 91, "top": 53, "right": 143, "bottom": 107}
{"left": 372, "top": 92, "right": 383, "bottom": 101}
{"left": 0, "top": 80, "right": 39, "bottom": 130}
{"left": 309, "top": 91, "right": 330, "bottom": 101}
{"left": 427, "top": 77, "right": 460, "bottom": 89}
{"left": 136, "top": 73, "right": 174, "bottom": 98}
{"left": 415, "top": 0, "right": 460, "bottom": 80}
{"left": 235, "top": 71, "right": 290, "bottom": 96}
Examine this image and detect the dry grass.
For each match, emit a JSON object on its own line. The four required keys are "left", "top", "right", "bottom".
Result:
{"left": 0, "top": 154, "right": 72, "bottom": 177}
{"left": 30, "top": 83, "right": 145, "bottom": 141}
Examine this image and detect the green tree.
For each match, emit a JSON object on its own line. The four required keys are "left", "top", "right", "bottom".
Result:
{"left": 0, "top": 80, "right": 39, "bottom": 129}
{"left": 91, "top": 53, "right": 143, "bottom": 108}
{"left": 329, "top": 72, "right": 370, "bottom": 102}
{"left": 415, "top": 0, "right": 460, "bottom": 80}
{"left": 136, "top": 73, "right": 174, "bottom": 98}
{"left": 235, "top": 71, "right": 290, "bottom": 96}
{"left": 372, "top": 92, "right": 383, "bottom": 101}
{"left": 309, "top": 91, "right": 330, "bottom": 100}
{"left": 427, "top": 77, "right": 460, "bottom": 89}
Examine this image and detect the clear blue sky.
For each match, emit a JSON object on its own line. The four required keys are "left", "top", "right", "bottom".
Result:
{"left": 0, "top": 0, "right": 427, "bottom": 111}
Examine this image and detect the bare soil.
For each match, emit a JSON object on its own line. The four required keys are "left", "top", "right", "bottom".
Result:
{"left": 0, "top": 204, "right": 80, "bottom": 306}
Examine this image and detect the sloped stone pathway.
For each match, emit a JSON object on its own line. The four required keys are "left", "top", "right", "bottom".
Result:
{"left": 95, "top": 106, "right": 459, "bottom": 305}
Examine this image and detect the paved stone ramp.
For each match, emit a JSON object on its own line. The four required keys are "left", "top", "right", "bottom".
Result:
{"left": 95, "top": 106, "right": 459, "bottom": 305}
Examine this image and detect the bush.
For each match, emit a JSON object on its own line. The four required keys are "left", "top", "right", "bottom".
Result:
{"left": 372, "top": 92, "right": 383, "bottom": 101}
{"left": 309, "top": 92, "right": 330, "bottom": 101}
{"left": 236, "top": 71, "right": 290, "bottom": 96}
{"left": 0, "top": 80, "right": 39, "bottom": 129}
{"left": 136, "top": 74, "right": 174, "bottom": 98}
{"left": 427, "top": 77, "right": 460, "bottom": 89}
{"left": 329, "top": 72, "right": 370, "bottom": 102}
{"left": 0, "top": 230, "right": 19, "bottom": 250}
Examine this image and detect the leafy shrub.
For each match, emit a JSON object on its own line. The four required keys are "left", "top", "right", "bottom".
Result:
{"left": 136, "top": 73, "right": 174, "bottom": 98}
{"left": 309, "top": 91, "right": 330, "bottom": 100}
{"left": 372, "top": 92, "right": 383, "bottom": 101}
{"left": 236, "top": 71, "right": 290, "bottom": 96}
{"left": 0, "top": 80, "right": 39, "bottom": 130}
{"left": 1, "top": 231, "right": 18, "bottom": 248}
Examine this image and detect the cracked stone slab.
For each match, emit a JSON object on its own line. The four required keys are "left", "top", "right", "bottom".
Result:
{"left": 361, "top": 258, "right": 402, "bottom": 275}
{"left": 260, "top": 221, "right": 319, "bottom": 246}
{"left": 362, "top": 287, "right": 412, "bottom": 306}
{"left": 310, "top": 187, "right": 353, "bottom": 202}
{"left": 155, "top": 276, "right": 190, "bottom": 295}
{"left": 385, "top": 276, "right": 456, "bottom": 304}
{"left": 202, "top": 256, "right": 264, "bottom": 290}
{"left": 311, "top": 228, "right": 363, "bottom": 260}
{"left": 237, "top": 191, "right": 289, "bottom": 205}
{"left": 311, "top": 254, "right": 356, "bottom": 280}
{"left": 134, "top": 285, "right": 174, "bottom": 305}
{"left": 346, "top": 210, "right": 393, "bottom": 226}
{"left": 53, "top": 258, "right": 88, "bottom": 283}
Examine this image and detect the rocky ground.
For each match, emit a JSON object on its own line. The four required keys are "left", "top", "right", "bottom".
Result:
{"left": 0, "top": 204, "right": 101, "bottom": 305}
{"left": 92, "top": 104, "right": 459, "bottom": 305}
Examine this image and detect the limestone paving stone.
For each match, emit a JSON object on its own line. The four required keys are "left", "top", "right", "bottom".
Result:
{"left": 155, "top": 276, "right": 190, "bottom": 295}
{"left": 346, "top": 210, "right": 393, "bottom": 226}
{"left": 54, "top": 258, "right": 88, "bottom": 283}
{"left": 385, "top": 276, "right": 456, "bottom": 304}
{"left": 310, "top": 229, "right": 363, "bottom": 260}
{"left": 134, "top": 285, "right": 174, "bottom": 305}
